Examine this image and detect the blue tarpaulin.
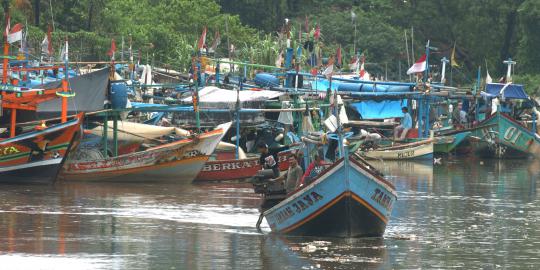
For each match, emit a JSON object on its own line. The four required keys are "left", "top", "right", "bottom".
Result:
{"left": 337, "top": 82, "right": 411, "bottom": 92}
{"left": 351, "top": 100, "right": 408, "bottom": 119}
{"left": 485, "top": 83, "right": 528, "bottom": 99}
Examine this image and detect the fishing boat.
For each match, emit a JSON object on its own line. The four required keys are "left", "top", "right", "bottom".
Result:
{"left": 60, "top": 122, "right": 231, "bottom": 182}
{"left": 256, "top": 87, "right": 397, "bottom": 237}
{"left": 0, "top": 80, "right": 82, "bottom": 184}
{"left": 261, "top": 155, "right": 396, "bottom": 237}
{"left": 195, "top": 146, "right": 293, "bottom": 182}
{"left": 0, "top": 114, "right": 83, "bottom": 183}
{"left": 433, "top": 131, "right": 471, "bottom": 154}
{"left": 470, "top": 111, "right": 540, "bottom": 158}
{"left": 469, "top": 83, "right": 540, "bottom": 159}
{"left": 0, "top": 24, "right": 83, "bottom": 183}
{"left": 358, "top": 139, "right": 434, "bottom": 160}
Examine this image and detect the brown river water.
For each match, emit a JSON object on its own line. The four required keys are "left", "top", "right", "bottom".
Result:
{"left": 0, "top": 156, "right": 539, "bottom": 269}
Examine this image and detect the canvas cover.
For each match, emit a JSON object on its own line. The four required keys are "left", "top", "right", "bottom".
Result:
{"left": 36, "top": 67, "right": 110, "bottom": 118}
{"left": 351, "top": 100, "right": 408, "bottom": 120}
{"left": 484, "top": 83, "right": 528, "bottom": 100}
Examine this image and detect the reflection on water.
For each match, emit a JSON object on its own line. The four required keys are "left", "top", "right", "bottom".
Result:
{"left": 0, "top": 158, "right": 539, "bottom": 269}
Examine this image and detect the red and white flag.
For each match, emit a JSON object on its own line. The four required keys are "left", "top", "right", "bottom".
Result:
{"left": 197, "top": 26, "right": 207, "bottom": 51}
{"left": 349, "top": 55, "right": 359, "bottom": 71}
{"left": 41, "top": 25, "right": 54, "bottom": 57}
{"left": 108, "top": 38, "right": 116, "bottom": 60}
{"left": 359, "top": 55, "right": 369, "bottom": 80}
{"left": 60, "top": 37, "right": 68, "bottom": 62}
{"left": 7, "top": 23, "right": 23, "bottom": 44}
{"left": 4, "top": 15, "right": 9, "bottom": 37}
{"left": 322, "top": 57, "right": 334, "bottom": 79}
{"left": 314, "top": 24, "right": 320, "bottom": 40}
{"left": 209, "top": 30, "right": 220, "bottom": 53}
{"left": 407, "top": 54, "right": 427, "bottom": 75}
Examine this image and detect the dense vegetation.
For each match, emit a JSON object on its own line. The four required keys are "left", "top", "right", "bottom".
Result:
{"left": 4, "top": 0, "right": 540, "bottom": 93}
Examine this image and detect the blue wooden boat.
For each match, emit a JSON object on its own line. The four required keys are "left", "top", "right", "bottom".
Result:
{"left": 470, "top": 83, "right": 540, "bottom": 158}
{"left": 470, "top": 111, "right": 540, "bottom": 158}
{"left": 263, "top": 156, "right": 397, "bottom": 237}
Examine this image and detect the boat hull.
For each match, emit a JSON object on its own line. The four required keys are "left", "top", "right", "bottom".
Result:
{"left": 61, "top": 124, "right": 229, "bottom": 182}
{"left": 195, "top": 150, "right": 293, "bottom": 182}
{"left": 264, "top": 157, "right": 397, "bottom": 238}
{"left": 0, "top": 116, "right": 82, "bottom": 184}
{"left": 470, "top": 112, "right": 540, "bottom": 159}
{"left": 433, "top": 131, "right": 471, "bottom": 154}
{"left": 360, "top": 141, "right": 434, "bottom": 160}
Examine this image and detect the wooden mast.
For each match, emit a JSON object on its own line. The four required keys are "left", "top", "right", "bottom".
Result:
{"left": 61, "top": 37, "right": 68, "bottom": 123}
{"left": 2, "top": 0, "right": 16, "bottom": 137}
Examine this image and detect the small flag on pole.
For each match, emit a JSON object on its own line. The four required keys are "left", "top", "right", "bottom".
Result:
{"left": 108, "top": 38, "right": 116, "bottom": 60}
{"left": 407, "top": 54, "right": 427, "bottom": 75}
{"left": 209, "top": 30, "right": 221, "bottom": 53}
{"left": 41, "top": 25, "right": 54, "bottom": 57}
{"left": 486, "top": 69, "right": 493, "bottom": 84}
{"left": 197, "top": 26, "right": 207, "bottom": 51}
{"left": 451, "top": 42, "right": 459, "bottom": 68}
{"left": 349, "top": 55, "right": 358, "bottom": 71}
{"left": 60, "top": 37, "right": 68, "bottom": 62}
{"left": 4, "top": 15, "right": 10, "bottom": 38}
{"left": 314, "top": 24, "right": 320, "bottom": 40}
{"left": 7, "top": 23, "right": 23, "bottom": 44}
{"left": 322, "top": 56, "right": 334, "bottom": 79}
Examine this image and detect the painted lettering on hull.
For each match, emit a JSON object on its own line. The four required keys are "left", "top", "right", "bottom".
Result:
{"left": 397, "top": 150, "right": 415, "bottom": 159}
{"left": 202, "top": 155, "right": 289, "bottom": 172}
{"left": 0, "top": 146, "right": 20, "bottom": 156}
{"left": 370, "top": 188, "right": 394, "bottom": 212}
{"left": 270, "top": 191, "right": 324, "bottom": 225}
{"left": 503, "top": 127, "right": 522, "bottom": 145}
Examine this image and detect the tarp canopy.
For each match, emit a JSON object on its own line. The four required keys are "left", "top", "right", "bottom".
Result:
{"left": 484, "top": 83, "right": 529, "bottom": 100}
{"left": 337, "top": 82, "right": 411, "bottom": 92}
{"left": 351, "top": 100, "right": 408, "bottom": 119}
{"left": 36, "top": 67, "right": 110, "bottom": 118}
{"left": 181, "top": 86, "right": 284, "bottom": 103}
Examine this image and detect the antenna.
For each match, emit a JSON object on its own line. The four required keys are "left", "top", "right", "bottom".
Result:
{"left": 503, "top": 58, "right": 516, "bottom": 83}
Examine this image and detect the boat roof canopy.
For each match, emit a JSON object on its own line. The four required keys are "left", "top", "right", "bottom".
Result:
{"left": 484, "top": 83, "right": 529, "bottom": 100}
{"left": 181, "top": 86, "right": 284, "bottom": 103}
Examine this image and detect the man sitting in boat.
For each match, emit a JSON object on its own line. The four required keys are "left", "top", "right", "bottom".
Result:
{"left": 299, "top": 153, "right": 328, "bottom": 186}
{"left": 274, "top": 153, "right": 303, "bottom": 194}
{"left": 393, "top": 107, "right": 412, "bottom": 141}
{"left": 254, "top": 142, "right": 298, "bottom": 180}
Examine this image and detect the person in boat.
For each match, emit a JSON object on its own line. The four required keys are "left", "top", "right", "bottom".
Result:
{"left": 254, "top": 142, "right": 298, "bottom": 180}
{"left": 394, "top": 107, "right": 412, "bottom": 141}
{"left": 299, "top": 153, "right": 328, "bottom": 186}
{"left": 274, "top": 153, "right": 303, "bottom": 194}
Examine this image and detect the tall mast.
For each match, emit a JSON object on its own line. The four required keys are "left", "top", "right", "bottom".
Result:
{"left": 2, "top": 0, "right": 10, "bottom": 85}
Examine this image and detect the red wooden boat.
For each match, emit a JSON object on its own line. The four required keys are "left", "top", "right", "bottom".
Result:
{"left": 60, "top": 123, "right": 230, "bottom": 182}
{"left": 195, "top": 148, "right": 294, "bottom": 182}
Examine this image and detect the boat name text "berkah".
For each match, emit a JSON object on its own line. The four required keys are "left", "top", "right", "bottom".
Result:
{"left": 272, "top": 192, "right": 324, "bottom": 225}
{"left": 397, "top": 150, "right": 415, "bottom": 158}
{"left": 370, "top": 188, "right": 393, "bottom": 212}
{"left": 0, "top": 146, "right": 20, "bottom": 156}
{"left": 203, "top": 155, "right": 288, "bottom": 172}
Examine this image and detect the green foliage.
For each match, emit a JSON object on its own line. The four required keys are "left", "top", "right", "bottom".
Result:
{"left": 5, "top": 0, "right": 256, "bottom": 71}
{"left": 2, "top": 0, "right": 539, "bottom": 86}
